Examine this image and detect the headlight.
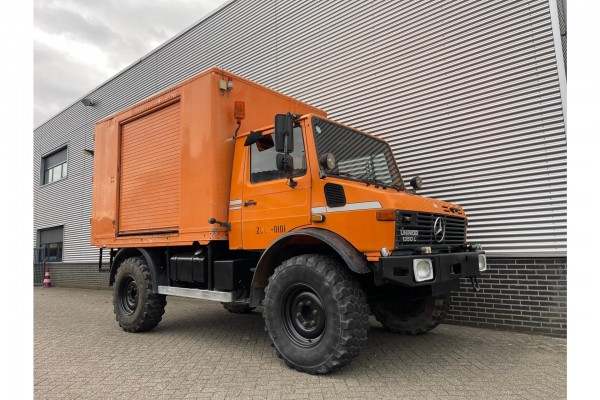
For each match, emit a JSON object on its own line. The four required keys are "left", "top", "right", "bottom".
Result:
{"left": 380, "top": 247, "right": 390, "bottom": 257}
{"left": 319, "top": 152, "right": 336, "bottom": 172}
{"left": 478, "top": 254, "right": 487, "bottom": 271}
{"left": 413, "top": 259, "right": 434, "bottom": 282}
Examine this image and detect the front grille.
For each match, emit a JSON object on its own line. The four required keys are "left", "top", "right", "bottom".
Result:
{"left": 394, "top": 211, "right": 466, "bottom": 248}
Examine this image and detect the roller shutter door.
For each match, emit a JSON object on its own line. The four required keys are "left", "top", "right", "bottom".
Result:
{"left": 118, "top": 101, "right": 181, "bottom": 234}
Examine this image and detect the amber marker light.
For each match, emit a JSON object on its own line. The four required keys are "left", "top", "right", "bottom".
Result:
{"left": 376, "top": 209, "right": 396, "bottom": 221}
{"left": 234, "top": 101, "right": 246, "bottom": 121}
{"left": 311, "top": 214, "right": 326, "bottom": 223}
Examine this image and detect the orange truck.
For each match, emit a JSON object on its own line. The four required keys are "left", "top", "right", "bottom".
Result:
{"left": 92, "top": 67, "right": 486, "bottom": 374}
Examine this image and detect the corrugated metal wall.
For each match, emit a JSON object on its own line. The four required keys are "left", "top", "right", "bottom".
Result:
{"left": 556, "top": 0, "right": 566, "bottom": 70}
{"left": 34, "top": 0, "right": 566, "bottom": 261}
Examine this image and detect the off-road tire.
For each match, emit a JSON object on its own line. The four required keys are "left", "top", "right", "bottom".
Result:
{"left": 222, "top": 302, "right": 255, "bottom": 314}
{"left": 263, "top": 254, "right": 369, "bottom": 374}
{"left": 369, "top": 293, "right": 450, "bottom": 335}
{"left": 113, "top": 257, "right": 166, "bottom": 332}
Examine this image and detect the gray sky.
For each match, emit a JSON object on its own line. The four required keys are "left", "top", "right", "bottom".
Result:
{"left": 34, "top": 0, "right": 230, "bottom": 127}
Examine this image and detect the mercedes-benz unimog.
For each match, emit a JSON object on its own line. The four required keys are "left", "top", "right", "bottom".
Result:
{"left": 91, "top": 67, "right": 486, "bottom": 374}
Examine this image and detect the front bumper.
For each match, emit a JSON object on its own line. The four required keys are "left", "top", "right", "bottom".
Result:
{"left": 374, "top": 251, "right": 484, "bottom": 295}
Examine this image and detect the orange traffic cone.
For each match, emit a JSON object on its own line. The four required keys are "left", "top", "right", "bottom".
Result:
{"left": 42, "top": 268, "right": 52, "bottom": 288}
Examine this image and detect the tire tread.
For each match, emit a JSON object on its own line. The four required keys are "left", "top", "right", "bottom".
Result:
{"left": 113, "top": 257, "right": 166, "bottom": 333}
{"left": 371, "top": 294, "right": 450, "bottom": 335}
{"left": 263, "top": 254, "right": 369, "bottom": 374}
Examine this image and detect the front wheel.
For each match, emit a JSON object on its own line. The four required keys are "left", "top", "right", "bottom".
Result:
{"left": 113, "top": 257, "right": 166, "bottom": 332}
{"left": 369, "top": 293, "right": 450, "bottom": 335}
{"left": 263, "top": 254, "right": 369, "bottom": 374}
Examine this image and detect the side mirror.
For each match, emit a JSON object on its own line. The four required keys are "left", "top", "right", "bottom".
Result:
{"left": 276, "top": 153, "right": 294, "bottom": 174}
{"left": 410, "top": 176, "right": 423, "bottom": 190}
{"left": 274, "top": 114, "right": 294, "bottom": 153}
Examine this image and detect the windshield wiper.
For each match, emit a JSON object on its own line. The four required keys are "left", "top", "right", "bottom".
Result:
{"left": 375, "top": 179, "right": 404, "bottom": 192}
{"left": 327, "top": 171, "right": 372, "bottom": 186}
{"left": 326, "top": 171, "right": 403, "bottom": 191}
{"left": 357, "top": 171, "right": 389, "bottom": 188}
{"left": 360, "top": 175, "right": 404, "bottom": 192}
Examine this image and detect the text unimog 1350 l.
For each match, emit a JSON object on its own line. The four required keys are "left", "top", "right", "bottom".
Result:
{"left": 91, "top": 67, "right": 486, "bottom": 374}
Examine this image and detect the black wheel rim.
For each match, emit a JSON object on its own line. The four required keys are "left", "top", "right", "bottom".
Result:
{"left": 119, "top": 276, "right": 138, "bottom": 315}
{"left": 282, "top": 284, "right": 326, "bottom": 347}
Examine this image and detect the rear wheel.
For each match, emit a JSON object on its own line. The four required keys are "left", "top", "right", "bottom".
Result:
{"left": 113, "top": 257, "right": 166, "bottom": 332}
{"left": 263, "top": 254, "right": 369, "bottom": 374}
{"left": 369, "top": 294, "right": 450, "bottom": 335}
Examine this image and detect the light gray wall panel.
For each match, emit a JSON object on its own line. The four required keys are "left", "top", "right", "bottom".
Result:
{"left": 556, "top": 0, "right": 566, "bottom": 69}
{"left": 34, "top": 0, "right": 566, "bottom": 261}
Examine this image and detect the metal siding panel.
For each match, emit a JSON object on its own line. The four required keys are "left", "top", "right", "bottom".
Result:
{"left": 298, "top": 0, "right": 566, "bottom": 255}
{"left": 556, "top": 0, "right": 566, "bottom": 68}
{"left": 34, "top": 122, "right": 99, "bottom": 262}
{"left": 34, "top": 0, "right": 566, "bottom": 259}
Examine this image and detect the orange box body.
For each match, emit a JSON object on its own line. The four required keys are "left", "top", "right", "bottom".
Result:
{"left": 91, "top": 67, "right": 325, "bottom": 248}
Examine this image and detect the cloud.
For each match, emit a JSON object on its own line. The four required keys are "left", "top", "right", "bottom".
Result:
{"left": 34, "top": 0, "right": 228, "bottom": 127}
{"left": 34, "top": 40, "right": 108, "bottom": 126}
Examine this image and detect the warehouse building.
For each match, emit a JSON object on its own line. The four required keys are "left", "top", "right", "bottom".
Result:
{"left": 33, "top": 0, "right": 567, "bottom": 336}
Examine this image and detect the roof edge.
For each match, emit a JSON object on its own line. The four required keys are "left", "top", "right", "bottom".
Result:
{"left": 96, "top": 67, "right": 327, "bottom": 125}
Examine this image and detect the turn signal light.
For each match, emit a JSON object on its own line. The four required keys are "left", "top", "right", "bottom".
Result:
{"left": 311, "top": 214, "right": 326, "bottom": 223}
{"left": 376, "top": 209, "right": 396, "bottom": 221}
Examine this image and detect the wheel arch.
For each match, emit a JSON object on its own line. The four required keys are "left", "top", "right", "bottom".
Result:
{"left": 251, "top": 228, "right": 370, "bottom": 291}
{"left": 109, "top": 247, "right": 168, "bottom": 291}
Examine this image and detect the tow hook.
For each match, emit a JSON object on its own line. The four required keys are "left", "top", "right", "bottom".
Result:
{"left": 470, "top": 276, "right": 481, "bottom": 292}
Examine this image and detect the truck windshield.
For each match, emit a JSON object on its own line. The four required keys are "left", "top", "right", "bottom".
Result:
{"left": 312, "top": 117, "right": 403, "bottom": 189}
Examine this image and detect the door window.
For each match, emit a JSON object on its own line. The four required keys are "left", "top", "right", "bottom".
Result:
{"left": 250, "top": 127, "right": 306, "bottom": 183}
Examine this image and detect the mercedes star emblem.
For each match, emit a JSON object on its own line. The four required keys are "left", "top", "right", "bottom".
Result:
{"left": 433, "top": 217, "right": 446, "bottom": 243}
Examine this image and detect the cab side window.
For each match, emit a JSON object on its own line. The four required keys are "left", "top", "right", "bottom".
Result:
{"left": 250, "top": 127, "right": 306, "bottom": 184}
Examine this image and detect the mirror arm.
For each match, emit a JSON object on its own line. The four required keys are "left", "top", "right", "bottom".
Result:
{"left": 277, "top": 112, "right": 301, "bottom": 188}
{"left": 282, "top": 127, "right": 297, "bottom": 188}
{"left": 283, "top": 146, "right": 297, "bottom": 188}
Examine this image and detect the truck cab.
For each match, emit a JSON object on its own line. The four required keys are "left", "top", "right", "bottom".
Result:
{"left": 230, "top": 113, "right": 485, "bottom": 299}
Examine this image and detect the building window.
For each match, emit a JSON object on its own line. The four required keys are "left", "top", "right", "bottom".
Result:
{"left": 38, "top": 226, "right": 64, "bottom": 262}
{"left": 42, "top": 146, "right": 68, "bottom": 185}
{"left": 250, "top": 127, "right": 306, "bottom": 183}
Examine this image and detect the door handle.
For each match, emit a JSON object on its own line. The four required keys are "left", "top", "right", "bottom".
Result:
{"left": 244, "top": 200, "right": 257, "bottom": 207}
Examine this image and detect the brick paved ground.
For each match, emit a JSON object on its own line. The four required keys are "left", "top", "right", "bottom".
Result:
{"left": 34, "top": 287, "right": 566, "bottom": 399}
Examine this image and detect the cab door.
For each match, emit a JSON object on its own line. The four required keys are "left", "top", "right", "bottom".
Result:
{"left": 241, "top": 125, "right": 311, "bottom": 249}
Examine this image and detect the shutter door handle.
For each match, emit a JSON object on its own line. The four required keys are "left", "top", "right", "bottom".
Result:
{"left": 244, "top": 200, "right": 257, "bottom": 207}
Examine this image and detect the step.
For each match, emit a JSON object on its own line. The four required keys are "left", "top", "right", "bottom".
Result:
{"left": 157, "top": 286, "right": 235, "bottom": 302}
